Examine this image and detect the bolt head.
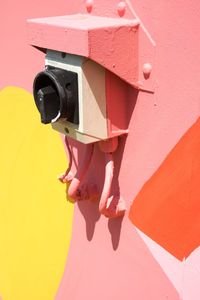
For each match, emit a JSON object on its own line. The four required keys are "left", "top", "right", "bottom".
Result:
{"left": 117, "top": 2, "right": 126, "bottom": 17}
{"left": 143, "top": 63, "right": 152, "bottom": 76}
{"left": 85, "top": 0, "right": 93, "bottom": 13}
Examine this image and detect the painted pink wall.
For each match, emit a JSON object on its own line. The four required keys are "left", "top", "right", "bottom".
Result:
{"left": 0, "top": 0, "right": 80, "bottom": 91}
{"left": 1, "top": 0, "right": 200, "bottom": 299}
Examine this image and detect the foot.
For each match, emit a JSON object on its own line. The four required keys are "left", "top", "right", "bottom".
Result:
{"left": 58, "top": 170, "right": 74, "bottom": 183}
{"left": 101, "top": 195, "right": 126, "bottom": 218}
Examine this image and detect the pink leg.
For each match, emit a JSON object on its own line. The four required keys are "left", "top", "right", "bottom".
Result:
{"left": 99, "top": 153, "right": 114, "bottom": 214}
{"left": 58, "top": 136, "right": 74, "bottom": 183}
{"left": 68, "top": 143, "right": 94, "bottom": 201}
{"left": 99, "top": 151, "right": 126, "bottom": 218}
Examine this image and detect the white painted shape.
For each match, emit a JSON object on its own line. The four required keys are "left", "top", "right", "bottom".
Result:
{"left": 136, "top": 228, "right": 183, "bottom": 298}
{"left": 183, "top": 247, "right": 200, "bottom": 300}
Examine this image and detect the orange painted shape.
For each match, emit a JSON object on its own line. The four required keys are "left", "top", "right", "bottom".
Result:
{"left": 129, "top": 117, "right": 200, "bottom": 261}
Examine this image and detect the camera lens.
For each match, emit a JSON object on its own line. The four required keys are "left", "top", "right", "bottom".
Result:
{"left": 33, "top": 67, "right": 79, "bottom": 125}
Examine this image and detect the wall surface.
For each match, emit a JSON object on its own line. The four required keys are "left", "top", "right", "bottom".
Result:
{"left": 1, "top": 1, "right": 200, "bottom": 300}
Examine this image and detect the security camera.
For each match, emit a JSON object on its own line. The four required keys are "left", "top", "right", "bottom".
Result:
{"left": 33, "top": 49, "right": 128, "bottom": 144}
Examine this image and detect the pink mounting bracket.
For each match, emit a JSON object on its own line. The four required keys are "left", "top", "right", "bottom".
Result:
{"left": 98, "top": 137, "right": 126, "bottom": 218}
{"left": 68, "top": 143, "right": 94, "bottom": 201}
{"left": 59, "top": 136, "right": 126, "bottom": 218}
{"left": 27, "top": 6, "right": 156, "bottom": 92}
{"left": 58, "top": 136, "right": 74, "bottom": 183}
{"left": 59, "top": 137, "right": 96, "bottom": 202}
{"left": 27, "top": 14, "right": 138, "bottom": 88}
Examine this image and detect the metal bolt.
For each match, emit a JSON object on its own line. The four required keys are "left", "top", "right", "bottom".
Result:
{"left": 117, "top": 2, "right": 126, "bottom": 17}
{"left": 143, "top": 63, "right": 152, "bottom": 78}
{"left": 86, "top": 0, "right": 93, "bottom": 13}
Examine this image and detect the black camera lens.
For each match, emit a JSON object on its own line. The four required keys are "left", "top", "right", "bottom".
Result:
{"left": 33, "top": 67, "right": 79, "bottom": 125}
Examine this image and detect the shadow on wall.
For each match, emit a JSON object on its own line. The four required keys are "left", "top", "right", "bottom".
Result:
{"left": 66, "top": 85, "right": 138, "bottom": 250}
{"left": 75, "top": 140, "right": 125, "bottom": 249}
{"left": 129, "top": 117, "right": 200, "bottom": 261}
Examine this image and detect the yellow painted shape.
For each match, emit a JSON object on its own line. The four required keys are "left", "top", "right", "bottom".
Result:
{"left": 0, "top": 87, "right": 74, "bottom": 300}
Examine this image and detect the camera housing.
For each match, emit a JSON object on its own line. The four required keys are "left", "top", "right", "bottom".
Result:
{"left": 32, "top": 49, "right": 129, "bottom": 144}
{"left": 28, "top": 14, "right": 141, "bottom": 144}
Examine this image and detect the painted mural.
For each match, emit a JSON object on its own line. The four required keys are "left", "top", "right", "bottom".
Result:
{"left": 0, "top": 87, "right": 73, "bottom": 300}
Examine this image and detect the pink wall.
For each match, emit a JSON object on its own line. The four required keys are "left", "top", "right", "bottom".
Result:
{"left": 1, "top": 0, "right": 200, "bottom": 299}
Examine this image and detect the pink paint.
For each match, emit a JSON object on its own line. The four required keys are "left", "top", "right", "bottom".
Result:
{"left": 54, "top": 0, "right": 200, "bottom": 298}
{"left": 98, "top": 139, "right": 126, "bottom": 218}
{"left": 68, "top": 144, "right": 94, "bottom": 201}
{"left": 117, "top": 2, "right": 126, "bottom": 17}
{"left": 62, "top": 137, "right": 126, "bottom": 218}
{"left": 58, "top": 136, "right": 74, "bottom": 183}
{"left": 0, "top": 0, "right": 81, "bottom": 91}
{"left": 56, "top": 211, "right": 179, "bottom": 300}
{"left": 105, "top": 71, "right": 131, "bottom": 138}
{"left": 98, "top": 152, "right": 114, "bottom": 214}
{"left": 27, "top": 14, "right": 139, "bottom": 87}
{"left": 98, "top": 137, "right": 119, "bottom": 153}
{"left": 2, "top": 0, "right": 200, "bottom": 299}
{"left": 85, "top": 0, "right": 93, "bottom": 13}
{"left": 142, "top": 62, "right": 152, "bottom": 78}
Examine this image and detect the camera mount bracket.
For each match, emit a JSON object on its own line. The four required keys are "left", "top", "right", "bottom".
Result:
{"left": 27, "top": 14, "right": 139, "bottom": 88}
